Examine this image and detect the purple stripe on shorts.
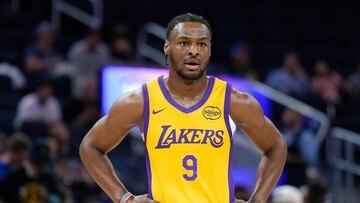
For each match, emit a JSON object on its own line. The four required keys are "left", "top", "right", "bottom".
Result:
{"left": 157, "top": 76, "right": 215, "bottom": 113}
{"left": 141, "top": 84, "right": 153, "bottom": 199}
{"left": 224, "top": 83, "right": 234, "bottom": 202}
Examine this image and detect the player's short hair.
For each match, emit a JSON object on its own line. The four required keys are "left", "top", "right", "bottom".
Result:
{"left": 166, "top": 13, "right": 212, "bottom": 39}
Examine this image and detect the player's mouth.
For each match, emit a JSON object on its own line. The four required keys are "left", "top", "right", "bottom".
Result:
{"left": 184, "top": 59, "right": 200, "bottom": 71}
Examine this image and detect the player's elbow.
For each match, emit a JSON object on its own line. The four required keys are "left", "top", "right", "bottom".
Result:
{"left": 79, "top": 135, "right": 96, "bottom": 161}
{"left": 265, "top": 135, "right": 287, "bottom": 157}
{"left": 79, "top": 137, "right": 88, "bottom": 160}
{"left": 280, "top": 137, "right": 287, "bottom": 152}
{"left": 277, "top": 136, "right": 288, "bottom": 160}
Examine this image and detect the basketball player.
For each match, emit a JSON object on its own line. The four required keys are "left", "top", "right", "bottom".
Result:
{"left": 80, "top": 13, "right": 287, "bottom": 203}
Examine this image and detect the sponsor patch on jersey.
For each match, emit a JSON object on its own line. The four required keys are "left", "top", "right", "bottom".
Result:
{"left": 202, "top": 106, "right": 221, "bottom": 120}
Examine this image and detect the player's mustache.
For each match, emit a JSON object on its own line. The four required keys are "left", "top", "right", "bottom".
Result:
{"left": 184, "top": 57, "right": 200, "bottom": 64}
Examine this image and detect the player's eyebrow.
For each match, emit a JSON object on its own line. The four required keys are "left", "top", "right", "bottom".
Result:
{"left": 177, "top": 36, "right": 210, "bottom": 41}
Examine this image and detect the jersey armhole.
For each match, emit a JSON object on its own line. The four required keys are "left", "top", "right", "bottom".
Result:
{"left": 224, "top": 83, "right": 236, "bottom": 140}
{"left": 141, "top": 84, "right": 150, "bottom": 142}
{"left": 229, "top": 116, "right": 236, "bottom": 136}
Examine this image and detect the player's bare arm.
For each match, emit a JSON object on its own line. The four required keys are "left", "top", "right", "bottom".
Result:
{"left": 79, "top": 88, "right": 157, "bottom": 203}
{"left": 229, "top": 89, "right": 287, "bottom": 203}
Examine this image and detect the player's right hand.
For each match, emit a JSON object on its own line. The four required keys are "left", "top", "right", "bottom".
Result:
{"left": 129, "top": 194, "right": 160, "bottom": 203}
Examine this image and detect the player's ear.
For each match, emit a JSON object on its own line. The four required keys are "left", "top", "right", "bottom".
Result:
{"left": 164, "top": 40, "right": 170, "bottom": 55}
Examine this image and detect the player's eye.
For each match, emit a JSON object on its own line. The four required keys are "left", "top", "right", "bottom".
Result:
{"left": 198, "top": 42, "right": 207, "bottom": 47}
{"left": 179, "top": 41, "right": 189, "bottom": 46}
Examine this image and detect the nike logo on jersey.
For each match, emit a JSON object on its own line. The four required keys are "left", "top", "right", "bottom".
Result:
{"left": 152, "top": 108, "right": 166, "bottom": 114}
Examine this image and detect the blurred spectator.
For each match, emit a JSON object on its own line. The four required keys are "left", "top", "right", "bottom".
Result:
{"left": 234, "top": 185, "right": 249, "bottom": 201}
{"left": 280, "top": 108, "right": 318, "bottom": 187}
{"left": 312, "top": 59, "right": 343, "bottom": 104}
{"left": 68, "top": 29, "right": 110, "bottom": 80}
{"left": 48, "top": 122, "right": 70, "bottom": 159}
{"left": 54, "top": 159, "right": 101, "bottom": 203}
{"left": 266, "top": 53, "right": 310, "bottom": 98}
{"left": 68, "top": 29, "right": 110, "bottom": 101}
{"left": 110, "top": 26, "right": 135, "bottom": 64}
{"left": 346, "top": 63, "right": 360, "bottom": 97}
{"left": 0, "top": 62, "right": 26, "bottom": 91}
{"left": 272, "top": 185, "right": 304, "bottom": 203}
{"left": 0, "top": 142, "right": 66, "bottom": 203}
{"left": 24, "top": 22, "right": 63, "bottom": 80}
{"left": 63, "top": 78, "right": 99, "bottom": 129}
{"left": 0, "top": 133, "right": 31, "bottom": 182}
{"left": 229, "top": 42, "right": 257, "bottom": 80}
{"left": 302, "top": 180, "right": 327, "bottom": 203}
{"left": 14, "top": 79, "right": 61, "bottom": 128}
{"left": 0, "top": 132, "right": 5, "bottom": 152}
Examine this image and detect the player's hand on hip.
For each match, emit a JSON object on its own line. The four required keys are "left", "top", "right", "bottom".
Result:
{"left": 128, "top": 194, "right": 159, "bottom": 203}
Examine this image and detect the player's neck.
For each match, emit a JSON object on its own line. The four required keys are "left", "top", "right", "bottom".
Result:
{"left": 165, "top": 73, "right": 208, "bottom": 98}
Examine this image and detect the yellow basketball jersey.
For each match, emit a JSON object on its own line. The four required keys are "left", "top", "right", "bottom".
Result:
{"left": 142, "top": 76, "right": 234, "bottom": 203}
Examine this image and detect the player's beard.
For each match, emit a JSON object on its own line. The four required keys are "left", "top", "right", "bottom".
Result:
{"left": 169, "top": 55, "right": 208, "bottom": 81}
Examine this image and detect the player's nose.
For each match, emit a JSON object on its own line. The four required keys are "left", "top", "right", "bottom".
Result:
{"left": 187, "top": 44, "right": 199, "bottom": 56}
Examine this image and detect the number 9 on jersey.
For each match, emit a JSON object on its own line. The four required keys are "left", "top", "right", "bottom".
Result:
{"left": 182, "top": 155, "right": 198, "bottom": 181}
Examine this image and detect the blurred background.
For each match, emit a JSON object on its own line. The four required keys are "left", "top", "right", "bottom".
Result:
{"left": 0, "top": 0, "right": 359, "bottom": 202}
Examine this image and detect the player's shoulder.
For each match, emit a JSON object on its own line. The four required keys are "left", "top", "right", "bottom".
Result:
{"left": 212, "top": 76, "right": 258, "bottom": 107}
{"left": 110, "top": 88, "right": 144, "bottom": 113}
{"left": 229, "top": 87, "right": 264, "bottom": 126}
{"left": 230, "top": 88, "right": 255, "bottom": 105}
{"left": 229, "top": 87, "right": 262, "bottom": 116}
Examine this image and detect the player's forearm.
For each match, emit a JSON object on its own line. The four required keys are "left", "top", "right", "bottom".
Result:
{"left": 249, "top": 138, "right": 287, "bottom": 203}
{"left": 79, "top": 140, "right": 128, "bottom": 202}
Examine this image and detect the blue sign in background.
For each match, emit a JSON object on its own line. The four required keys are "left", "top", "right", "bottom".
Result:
{"left": 101, "top": 65, "right": 271, "bottom": 117}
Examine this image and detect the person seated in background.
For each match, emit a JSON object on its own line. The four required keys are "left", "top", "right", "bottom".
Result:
{"left": 54, "top": 158, "right": 102, "bottom": 203}
{"left": 24, "top": 22, "right": 63, "bottom": 84}
{"left": 266, "top": 52, "right": 310, "bottom": 99}
{"left": 0, "top": 132, "right": 5, "bottom": 152}
{"left": 0, "top": 142, "right": 69, "bottom": 203}
{"left": 229, "top": 41, "right": 258, "bottom": 80}
{"left": 280, "top": 108, "right": 318, "bottom": 187}
{"left": 110, "top": 25, "right": 135, "bottom": 64}
{"left": 234, "top": 185, "right": 249, "bottom": 201}
{"left": 47, "top": 122, "right": 70, "bottom": 159}
{"left": 302, "top": 180, "right": 327, "bottom": 203}
{"left": 68, "top": 29, "right": 110, "bottom": 80}
{"left": 14, "top": 79, "right": 61, "bottom": 130}
{"left": 63, "top": 77, "right": 100, "bottom": 129}
{"left": 68, "top": 29, "right": 110, "bottom": 100}
{"left": 0, "top": 133, "right": 31, "bottom": 183}
{"left": 312, "top": 59, "right": 343, "bottom": 104}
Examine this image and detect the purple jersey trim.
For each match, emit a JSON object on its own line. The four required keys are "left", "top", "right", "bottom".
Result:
{"left": 142, "top": 84, "right": 150, "bottom": 142}
{"left": 157, "top": 76, "right": 215, "bottom": 114}
{"left": 141, "top": 84, "right": 153, "bottom": 199}
{"left": 224, "top": 83, "right": 234, "bottom": 203}
{"left": 144, "top": 149, "right": 153, "bottom": 199}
